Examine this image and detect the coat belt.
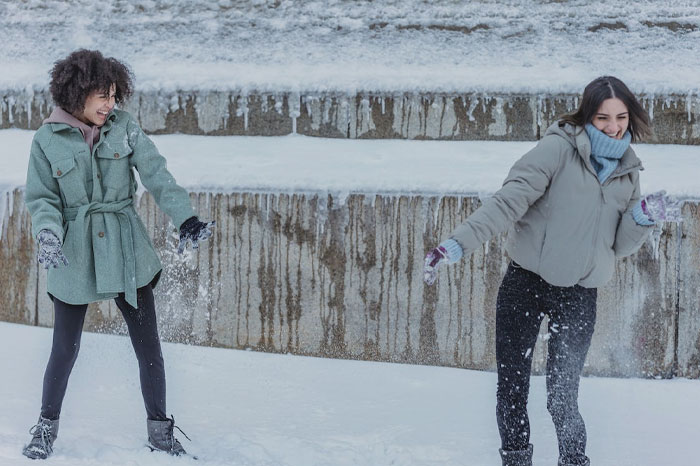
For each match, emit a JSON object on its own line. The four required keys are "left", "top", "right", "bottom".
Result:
{"left": 63, "top": 199, "right": 138, "bottom": 308}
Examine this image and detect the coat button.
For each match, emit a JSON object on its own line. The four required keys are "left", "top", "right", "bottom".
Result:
{"left": 114, "top": 153, "right": 120, "bottom": 159}
{"left": 56, "top": 170, "right": 62, "bottom": 176}
{"left": 98, "top": 232, "right": 105, "bottom": 238}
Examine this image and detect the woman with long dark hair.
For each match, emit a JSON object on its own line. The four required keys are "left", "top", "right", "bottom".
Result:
{"left": 22, "top": 49, "right": 214, "bottom": 459}
{"left": 424, "top": 76, "right": 682, "bottom": 466}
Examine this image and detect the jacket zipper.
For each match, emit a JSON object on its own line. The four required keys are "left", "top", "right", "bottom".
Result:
{"left": 583, "top": 162, "right": 641, "bottom": 276}
{"left": 584, "top": 187, "right": 604, "bottom": 276}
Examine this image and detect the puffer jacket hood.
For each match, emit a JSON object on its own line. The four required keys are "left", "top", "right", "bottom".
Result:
{"left": 448, "top": 121, "right": 652, "bottom": 288}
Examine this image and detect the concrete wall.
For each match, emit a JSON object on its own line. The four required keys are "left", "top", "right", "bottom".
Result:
{"left": 1, "top": 189, "right": 698, "bottom": 378}
{"left": 2, "top": 90, "right": 699, "bottom": 144}
{"left": 677, "top": 203, "right": 700, "bottom": 378}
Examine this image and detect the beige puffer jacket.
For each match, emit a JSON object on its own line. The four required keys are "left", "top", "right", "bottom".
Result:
{"left": 449, "top": 121, "right": 653, "bottom": 288}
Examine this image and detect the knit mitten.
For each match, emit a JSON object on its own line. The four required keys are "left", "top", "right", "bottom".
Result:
{"left": 641, "top": 190, "right": 683, "bottom": 223}
{"left": 423, "top": 239, "right": 463, "bottom": 285}
{"left": 424, "top": 246, "right": 448, "bottom": 286}
{"left": 177, "top": 217, "right": 215, "bottom": 254}
{"left": 37, "top": 229, "right": 69, "bottom": 269}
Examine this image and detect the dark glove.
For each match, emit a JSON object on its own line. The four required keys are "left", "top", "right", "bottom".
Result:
{"left": 37, "top": 229, "right": 69, "bottom": 269}
{"left": 177, "top": 216, "right": 215, "bottom": 254}
{"left": 642, "top": 191, "right": 683, "bottom": 223}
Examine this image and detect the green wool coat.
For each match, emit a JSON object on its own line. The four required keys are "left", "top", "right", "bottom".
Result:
{"left": 25, "top": 109, "right": 195, "bottom": 308}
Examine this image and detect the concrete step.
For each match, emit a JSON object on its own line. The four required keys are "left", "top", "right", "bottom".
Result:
{"left": 2, "top": 90, "right": 699, "bottom": 144}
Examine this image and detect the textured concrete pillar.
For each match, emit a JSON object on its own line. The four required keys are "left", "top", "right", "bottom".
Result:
{"left": 0, "top": 189, "right": 36, "bottom": 325}
{"left": 678, "top": 203, "right": 700, "bottom": 377}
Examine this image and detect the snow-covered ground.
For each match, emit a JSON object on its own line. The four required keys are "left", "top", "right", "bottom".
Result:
{"left": 2, "top": 129, "right": 699, "bottom": 198}
{"left": 0, "top": 322, "right": 697, "bottom": 466}
{"left": 1, "top": 1, "right": 699, "bottom": 94}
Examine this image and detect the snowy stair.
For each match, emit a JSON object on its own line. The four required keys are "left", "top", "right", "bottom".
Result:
{"left": 1, "top": 1, "right": 699, "bottom": 143}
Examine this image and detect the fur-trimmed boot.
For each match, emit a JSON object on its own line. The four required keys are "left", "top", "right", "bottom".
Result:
{"left": 147, "top": 416, "right": 190, "bottom": 456}
{"left": 22, "top": 416, "right": 59, "bottom": 460}
{"left": 499, "top": 444, "right": 533, "bottom": 466}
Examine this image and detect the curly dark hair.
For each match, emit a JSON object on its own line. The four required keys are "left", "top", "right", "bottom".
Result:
{"left": 49, "top": 49, "right": 133, "bottom": 114}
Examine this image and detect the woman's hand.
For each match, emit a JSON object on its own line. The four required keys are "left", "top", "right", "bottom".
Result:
{"left": 37, "top": 229, "right": 69, "bottom": 269}
{"left": 642, "top": 191, "right": 683, "bottom": 223}
{"left": 177, "top": 217, "right": 216, "bottom": 254}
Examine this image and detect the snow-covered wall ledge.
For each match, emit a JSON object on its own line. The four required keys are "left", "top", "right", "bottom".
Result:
{"left": 1, "top": 189, "right": 698, "bottom": 379}
{"left": 2, "top": 90, "right": 700, "bottom": 145}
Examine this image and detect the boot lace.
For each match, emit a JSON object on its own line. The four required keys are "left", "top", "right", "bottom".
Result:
{"left": 168, "top": 415, "right": 191, "bottom": 446}
{"left": 28, "top": 421, "right": 53, "bottom": 455}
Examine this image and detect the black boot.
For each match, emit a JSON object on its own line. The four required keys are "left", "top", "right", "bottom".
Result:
{"left": 147, "top": 415, "right": 190, "bottom": 456}
{"left": 22, "top": 416, "right": 59, "bottom": 460}
{"left": 499, "top": 444, "right": 533, "bottom": 466}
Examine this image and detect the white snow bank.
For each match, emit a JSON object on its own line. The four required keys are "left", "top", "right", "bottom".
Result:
{"left": 0, "top": 0, "right": 699, "bottom": 94}
{"left": 0, "top": 322, "right": 697, "bottom": 466}
{"left": 2, "top": 129, "right": 699, "bottom": 197}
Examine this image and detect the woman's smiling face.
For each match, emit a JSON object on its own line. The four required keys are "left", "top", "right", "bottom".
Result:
{"left": 591, "top": 97, "right": 629, "bottom": 140}
{"left": 75, "top": 83, "right": 116, "bottom": 126}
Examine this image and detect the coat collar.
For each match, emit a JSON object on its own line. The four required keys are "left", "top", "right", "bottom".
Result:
{"left": 47, "top": 110, "right": 117, "bottom": 133}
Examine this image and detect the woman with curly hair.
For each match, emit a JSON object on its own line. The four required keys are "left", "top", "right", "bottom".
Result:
{"left": 423, "top": 76, "right": 682, "bottom": 466}
{"left": 22, "top": 49, "right": 214, "bottom": 459}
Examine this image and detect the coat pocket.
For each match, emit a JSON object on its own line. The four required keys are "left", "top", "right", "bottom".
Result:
{"left": 49, "top": 157, "right": 74, "bottom": 179}
{"left": 95, "top": 143, "right": 132, "bottom": 194}
{"left": 48, "top": 156, "right": 88, "bottom": 207}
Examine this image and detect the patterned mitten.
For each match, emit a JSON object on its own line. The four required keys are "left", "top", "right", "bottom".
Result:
{"left": 37, "top": 229, "right": 69, "bottom": 269}
{"left": 177, "top": 217, "right": 216, "bottom": 254}
{"left": 424, "top": 246, "right": 449, "bottom": 285}
{"left": 642, "top": 191, "right": 683, "bottom": 223}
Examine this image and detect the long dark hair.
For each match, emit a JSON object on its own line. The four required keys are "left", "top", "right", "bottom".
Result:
{"left": 49, "top": 49, "right": 133, "bottom": 115}
{"left": 559, "top": 76, "right": 651, "bottom": 142}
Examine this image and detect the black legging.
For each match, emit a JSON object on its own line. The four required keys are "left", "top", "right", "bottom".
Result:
{"left": 41, "top": 285, "right": 167, "bottom": 421}
{"left": 496, "top": 262, "right": 597, "bottom": 465}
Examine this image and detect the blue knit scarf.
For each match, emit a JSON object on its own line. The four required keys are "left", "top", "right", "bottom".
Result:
{"left": 585, "top": 123, "right": 631, "bottom": 183}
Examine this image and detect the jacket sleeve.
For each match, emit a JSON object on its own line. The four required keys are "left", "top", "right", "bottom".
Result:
{"left": 24, "top": 136, "right": 65, "bottom": 242}
{"left": 126, "top": 117, "right": 196, "bottom": 229}
{"left": 613, "top": 173, "right": 654, "bottom": 257}
{"left": 448, "top": 135, "right": 563, "bottom": 255}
